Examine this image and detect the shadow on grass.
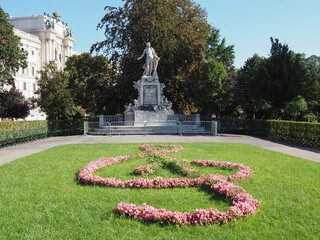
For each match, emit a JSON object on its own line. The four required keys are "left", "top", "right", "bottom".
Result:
{"left": 197, "top": 184, "right": 233, "bottom": 206}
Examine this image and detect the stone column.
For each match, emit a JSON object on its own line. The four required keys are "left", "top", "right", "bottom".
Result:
{"left": 46, "top": 39, "right": 49, "bottom": 62}
{"left": 49, "top": 39, "right": 52, "bottom": 62}
{"left": 52, "top": 39, "right": 55, "bottom": 61}
{"left": 61, "top": 45, "right": 64, "bottom": 65}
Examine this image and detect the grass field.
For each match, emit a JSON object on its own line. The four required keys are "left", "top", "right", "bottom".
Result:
{"left": 0, "top": 142, "right": 319, "bottom": 239}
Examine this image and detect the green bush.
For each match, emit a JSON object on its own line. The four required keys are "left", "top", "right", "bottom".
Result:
{"left": 217, "top": 119, "right": 320, "bottom": 148}
{"left": 268, "top": 120, "right": 320, "bottom": 148}
{"left": 0, "top": 120, "right": 84, "bottom": 148}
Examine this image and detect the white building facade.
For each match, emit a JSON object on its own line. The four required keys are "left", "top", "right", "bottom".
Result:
{"left": 8, "top": 13, "right": 80, "bottom": 120}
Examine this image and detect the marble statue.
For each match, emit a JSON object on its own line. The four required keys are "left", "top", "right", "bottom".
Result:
{"left": 124, "top": 103, "right": 132, "bottom": 113}
{"left": 133, "top": 99, "right": 140, "bottom": 110}
{"left": 137, "top": 42, "right": 160, "bottom": 77}
{"left": 45, "top": 19, "right": 55, "bottom": 30}
{"left": 123, "top": 42, "right": 175, "bottom": 125}
{"left": 52, "top": 12, "right": 61, "bottom": 19}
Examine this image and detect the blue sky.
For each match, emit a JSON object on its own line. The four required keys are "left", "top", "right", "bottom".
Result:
{"left": 1, "top": 0, "right": 319, "bottom": 68}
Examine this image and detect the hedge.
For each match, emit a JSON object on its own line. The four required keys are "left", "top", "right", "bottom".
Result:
{"left": 216, "top": 119, "right": 320, "bottom": 149}
{"left": 0, "top": 120, "right": 84, "bottom": 148}
{"left": 268, "top": 120, "right": 320, "bottom": 148}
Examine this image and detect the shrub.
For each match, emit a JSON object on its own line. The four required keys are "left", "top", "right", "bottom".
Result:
{"left": 0, "top": 119, "right": 84, "bottom": 148}
{"left": 217, "top": 119, "right": 320, "bottom": 148}
{"left": 268, "top": 120, "right": 320, "bottom": 148}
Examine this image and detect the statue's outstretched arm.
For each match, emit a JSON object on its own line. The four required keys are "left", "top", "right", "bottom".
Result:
{"left": 137, "top": 49, "right": 146, "bottom": 60}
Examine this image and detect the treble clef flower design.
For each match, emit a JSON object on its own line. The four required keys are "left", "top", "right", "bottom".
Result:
{"left": 78, "top": 144, "right": 260, "bottom": 225}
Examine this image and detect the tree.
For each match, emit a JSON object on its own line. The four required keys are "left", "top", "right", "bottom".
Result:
{"left": 282, "top": 95, "right": 307, "bottom": 121}
{"left": 261, "top": 38, "right": 307, "bottom": 118}
{"left": 204, "top": 27, "right": 234, "bottom": 65}
{"left": 199, "top": 59, "right": 228, "bottom": 117}
{"left": 237, "top": 54, "right": 271, "bottom": 119}
{"left": 91, "top": 0, "right": 210, "bottom": 113}
{"left": 302, "top": 55, "right": 320, "bottom": 121}
{"left": 0, "top": 88, "right": 30, "bottom": 120}
{"left": 34, "top": 61, "right": 75, "bottom": 120}
{"left": 198, "top": 27, "right": 236, "bottom": 117}
{"left": 65, "top": 53, "right": 115, "bottom": 115}
{"left": 0, "top": 7, "right": 27, "bottom": 88}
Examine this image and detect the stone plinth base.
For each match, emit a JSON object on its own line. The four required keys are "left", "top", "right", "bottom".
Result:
{"left": 124, "top": 110, "right": 176, "bottom": 126}
{"left": 134, "top": 110, "right": 175, "bottom": 126}
{"left": 135, "top": 110, "right": 166, "bottom": 122}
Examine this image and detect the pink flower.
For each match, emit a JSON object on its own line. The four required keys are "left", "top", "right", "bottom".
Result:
{"left": 78, "top": 144, "right": 260, "bottom": 226}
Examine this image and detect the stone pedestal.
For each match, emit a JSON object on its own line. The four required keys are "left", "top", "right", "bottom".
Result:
{"left": 135, "top": 110, "right": 167, "bottom": 122}
{"left": 133, "top": 111, "right": 175, "bottom": 126}
{"left": 124, "top": 75, "right": 174, "bottom": 125}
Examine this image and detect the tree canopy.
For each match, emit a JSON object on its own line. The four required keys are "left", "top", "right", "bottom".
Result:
{"left": 0, "top": 7, "right": 27, "bottom": 88}
{"left": 204, "top": 27, "right": 234, "bottom": 65}
{"left": 197, "top": 27, "right": 235, "bottom": 117}
{"left": 34, "top": 62, "right": 75, "bottom": 120}
{"left": 0, "top": 88, "right": 30, "bottom": 120}
{"left": 65, "top": 53, "right": 114, "bottom": 115}
{"left": 235, "top": 38, "right": 320, "bottom": 121}
{"left": 236, "top": 54, "right": 270, "bottom": 119}
{"left": 261, "top": 38, "right": 307, "bottom": 118}
{"left": 91, "top": 0, "right": 210, "bottom": 113}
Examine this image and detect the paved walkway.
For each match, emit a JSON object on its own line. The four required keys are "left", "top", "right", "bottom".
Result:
{"left": 0, "top": 134, "right": 319, "bottom": 165}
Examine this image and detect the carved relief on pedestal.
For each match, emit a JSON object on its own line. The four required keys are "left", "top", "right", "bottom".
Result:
{"left": 143, "top": 85, "right": 158, "bottom": 105}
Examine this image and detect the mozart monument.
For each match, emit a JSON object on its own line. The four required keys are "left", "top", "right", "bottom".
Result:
{"left": 123, "top": 42, "right": 175, "bottom": 125}
{"left": 94, "top": 42, "right": 213, "bottom": 136}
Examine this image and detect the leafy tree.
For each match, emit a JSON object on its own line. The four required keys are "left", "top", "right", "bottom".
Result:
{"left": 199, "top": 59, "right": 228, "bottom": 117}
{"left": 261, "top": 38, "right": 307, "bottom": 118}
{"left": 198, "top": 27, "right": 236, "bottom": 117}
{"left": 65, "top": 53, "right": 115, "bottom": 115}
{"left": 91, "top": 0, "right": 210, "bottom": 113}
{"left": 0, "top": 89, "right": 10, "bottom": 117}
{"left": 34, "top": 61, "right": 75, "bottom": 120}
{"left": 237, "top": 54, "right": 271, "bottom": 119}
{"left": 0, "top": 7, "right": 27, "bottom": 88}
{"left": 0, "top": 88, "right": 30, "bottom": 120}
{"left": 302, "top": 55, "right": 320, "bottom": 121}
{"left": 204, "top": 27, "right": 234, "bottom": 65}
{"left": 282, "top": 95, "right": 307, "bottom": 121}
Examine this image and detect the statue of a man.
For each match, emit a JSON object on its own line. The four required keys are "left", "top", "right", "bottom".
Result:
{"left": 137, "top": 42, "right": 160, "bottom": 77}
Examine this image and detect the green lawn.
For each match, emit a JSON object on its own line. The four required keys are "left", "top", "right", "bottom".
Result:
{"left": 0, "top": 142, "right": 319, "bottom": 239}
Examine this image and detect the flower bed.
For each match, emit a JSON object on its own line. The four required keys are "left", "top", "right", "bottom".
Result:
{"left": 78, "top": 144, "right": 260, "bottom": 225}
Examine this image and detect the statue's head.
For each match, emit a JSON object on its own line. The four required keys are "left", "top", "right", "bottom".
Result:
{"left": 146, "top": 42, "right": 151, "bottom": 47}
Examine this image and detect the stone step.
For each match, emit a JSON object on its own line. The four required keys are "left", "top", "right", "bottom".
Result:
{"left": 89, "top": 125, "right": 210, "bottom": 135}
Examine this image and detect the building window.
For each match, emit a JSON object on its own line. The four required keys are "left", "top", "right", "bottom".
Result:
{"left": 22, "top": 68, "right": 25, "bottom": 75}
{"left": 55, "top": 49, "right": 57, "bottom": 61}
{"left": 33, "top": 83, "right": 36, "bottom": 92}
{"left": 32, "top": 50, "right": 35, "bottom": 56}
{"left": 59, "top": 54, "right": 62, "bottom": 62}
{"left": 32, "top": 67, "right": 35, "bottom": 76}
{"left": 23, "top": 82, "right": 26, "bottom": 90}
